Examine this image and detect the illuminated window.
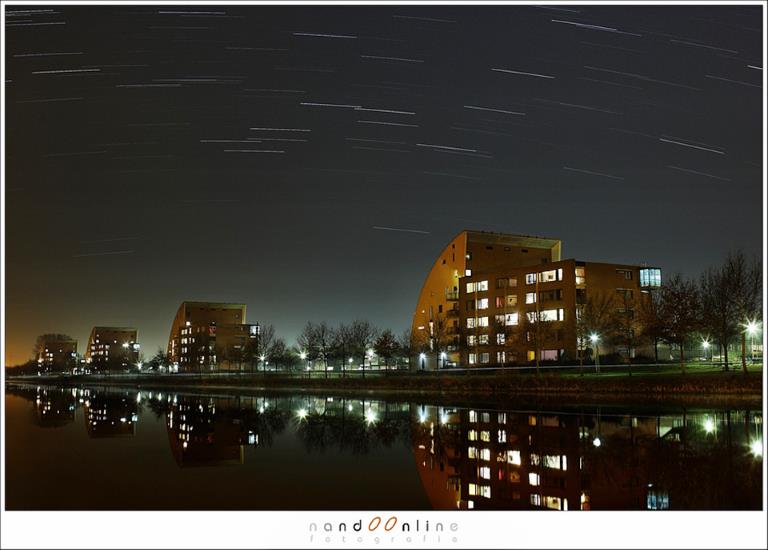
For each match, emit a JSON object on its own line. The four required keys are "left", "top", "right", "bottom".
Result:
{"left": 495, "top": 314, "right": 505, "bottom": 324}
{"left": 543, "top": 455, "right": 566, "bottom": 470}
{"left": 468, "top": 446, "right": 477, "bottom": 459}
{"left": 469, "top": 353, "right": 476, "bottom": 365}
{"left": 506, "top": 295, "right": 518, "bottom": 307}
{"left": 467, "top": 335, "right": 476, "bottom": 346}
{"left": 477, "top": 317, "right": 489, "bottom": 327}
{"left": 479, "top": 466, "right": 491, "bottom": 479}
{"left": 468, "top": 483, "right": 478, "bottom": 496}
{"left": 480, "top": 485, "right": 491, "bottom": 498}
{"left": 525, "top": 273, "right": 536, "bottom": 285}
{"left": 496, "top": 333, "right": 506, "bottom": 345}
{"left": 479, "top": 353, "right": 490, "bottom": 364}
{"left": 477, "top": 280, "right": 489, "bottom": 291}
{"left": 480, "top": 430, "right": 491, "bottom": 442}
{"left": 530, "top": 453, "right": 541, "bottom": 466}
{"left": 530, "top": 494, "right": 541, "bottom": 506}
{"left": 477, "top": 298, "right": 489, "bottom": 310}
{"left": 544, "top": 496, "right": 562, "bottom": 510}
{"left": 465, "top": 269, "right": 472, "bottom": 277}
{"left": 466, "top": 282, "right": 476, "bottom": 293}
{"left": 480, "top": 448, "right": 491, "bottom": 461}
{"left": 468, "top": 430, "right": 478, "bottom": 441}
{"left": 498, "top": 429, "right": 507, "bottom": 442}
{"left": 539, "top": 269, "right": 557, "bottom": 282}
{"left": 478, "top": 334, "right": 489, "bottom": 345}
{"left": 466, "top": 318, "right": 476, "bottom": 329}
{"left": 575, "top": 267, "right": 586, "bottom": 286}
{"left": 496, "top": 351, "right": 506, "bottom": 363}
{"left": 467, "top": 500, "right": 474, "bottom": 509}
{"left": 498, "top": 413, "right": 506, "bottom": 424}
{"left": 525, "top": 292, "right": 536, "bottom": 304}
{"left": 640, "top": 268, "right": 662, "bottom": 288}
{"left": 469, "top": 410, "right": 477, "bottom": 423}
{"left": 508, "top": 278, "right": 517, "bottom": 287}
{"left": 528, "top": 473, "right": 540, "bottom": 486}
{"left": 505, "top": 313, "right": 519, "bottom": 326}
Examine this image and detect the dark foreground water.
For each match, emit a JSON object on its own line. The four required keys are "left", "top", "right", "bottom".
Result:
{"left": 4, "top": 384, "right": 763, "bottom": 511}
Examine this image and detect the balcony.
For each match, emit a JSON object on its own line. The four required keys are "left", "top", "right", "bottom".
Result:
{"left": 446, "top": 307, "right": 460, "bottom": 317}
{"left": 445, "top": 290, "right": 459, "bottom": 301}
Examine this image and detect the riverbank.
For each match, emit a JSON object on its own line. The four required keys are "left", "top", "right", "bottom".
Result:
{"left": 8, "top": 367, "right": 763, "bottom": 408}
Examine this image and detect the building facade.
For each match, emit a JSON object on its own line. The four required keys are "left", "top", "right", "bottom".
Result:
{"left": 412, "top": 230, "right": 661, "bottom": 369}
{"left": 167, "top": 302, "right": 260, "bottom": 372}
{"left": 36, "top": 336, "right": 78, "bottom": 373}
{"left": 85, "top": 327, "right": 140, "bottom": 371}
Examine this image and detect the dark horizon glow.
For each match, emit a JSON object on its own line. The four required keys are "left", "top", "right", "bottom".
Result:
{"left": 4, "top": 5, "right": 763, "bottom": 365}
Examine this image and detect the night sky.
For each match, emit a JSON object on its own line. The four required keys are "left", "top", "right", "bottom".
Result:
{"left": 4, "top": 4, "right": 763, "bottom": 365}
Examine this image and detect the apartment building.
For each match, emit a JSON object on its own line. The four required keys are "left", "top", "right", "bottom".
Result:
{"left": 167, "top": 302, "right": 260, "bottom": 371}
{"left": 85, "top": 326, "right": 140, "bottom": 371}
{"left": 412, "top": 230, "right": 661, "bottom": 369}
{"left": 36, "top": 336, "right": 78, "bottom": 373}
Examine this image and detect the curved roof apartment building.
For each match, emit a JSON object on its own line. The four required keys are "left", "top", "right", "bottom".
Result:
{"left": 411, "top": 230, "right": 660, "bottom": 370}
{"left": 167, "top": 302, "right": 259, "bottom": 371}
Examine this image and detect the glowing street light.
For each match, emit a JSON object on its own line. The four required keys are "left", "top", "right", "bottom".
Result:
{"left": 419, "top": 352, "right": 426, "bottom": 371}
{"left": 296, "top": 408, "right": 308, "bottom": 420}
{"left": 299, "top": 351, "right": 307, "bottom": 360}
{"left": 439, "top": 351, "right": 447, "bottom": 368}
{"left": 745, "top": 320, "right": 761, "bottom": 363}
{"left": 749, "top": 439, "right": 763, "bottom": 458}
{"left": 703, "top": 418, "right": 715, "bottom": 434}
{"left": 365, "top": 409, "right": 377, "bottom": 425}
{"left": 592, "top": 437, "right": 602, "bottom": 448}
{"left": 702, "top": 339, "right": 711, "bottom": 362}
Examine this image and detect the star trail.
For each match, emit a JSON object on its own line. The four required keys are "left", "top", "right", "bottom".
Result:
{"left": 3, "top": 3, "right": 763, "bottom": 365}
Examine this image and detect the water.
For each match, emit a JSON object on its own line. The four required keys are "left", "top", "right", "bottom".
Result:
{"left": 4, "top": 384, "right": 763, "bottom": 511}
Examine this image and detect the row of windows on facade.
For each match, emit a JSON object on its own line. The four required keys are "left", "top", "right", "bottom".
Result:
{"left": 468, "top": 330, "right": 564, "bottom": 347}
{"left": 466, "top": 309, "right": 565, "bottom": 328}
{"left": 468, "top": 349, "right": 563, "bottom": 364}
{"left": 466, "top": 289, "right": 569, "bottom": 311}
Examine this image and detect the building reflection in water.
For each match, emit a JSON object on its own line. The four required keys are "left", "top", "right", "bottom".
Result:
{"left": 33, "top": 387, "right": 77, "bottom": 428}
{"left": 165, "top": 395, "right": 247, "bottom": 467}
{"left": 84, "top": 391, "right": 138, "bottom": 438}
{"left": 411, "top": 405, "right": 763, "bottom": 511}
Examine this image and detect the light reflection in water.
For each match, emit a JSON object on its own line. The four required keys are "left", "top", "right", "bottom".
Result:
{"left": 4, "top": 384, "right": 763, "bottom": 511}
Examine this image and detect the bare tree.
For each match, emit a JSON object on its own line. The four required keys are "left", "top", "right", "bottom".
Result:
{"left": 297, "top": 321, "right": 333, "bottom": 377}
{"left": 348, "top": 320, "right": 378, "bottom": 378}
{"left": 638, "top": 289, "right": 666, "bottom": 364}
{"left": 726, "top": 251, "right": 762, "bottom": 374}
{"left": 374, "top": 329, "right": 399, "bottom": 370}
{"left": 614, "top": 290, "right": 641, "bottom": 376}
{"left": 575, "top": 291, "right": 617, "bottom": 374}
{"left": 257, "top": 324, "right": 277, "bottom": 372}
{"left": 700, "top": 265, "right": 737, "bottom": 370}
{"left": 658, "top": 273, "right": 701, "bottom": 374}
{"left": 396, "top": 328, "right": 414, "bottom": 370}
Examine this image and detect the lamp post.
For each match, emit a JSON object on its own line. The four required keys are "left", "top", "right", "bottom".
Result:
{"left": 590, "top": 333, "right": 600, "bottom": 375}
{"left": 702, "top": 340, "right": 710, "bottom": 363}
{"left": 440, "top": 351, "right": 447, "bottom": 369}
{"left": 300, "top": 351, "right": 308, "bottom": 378}
{"left": 746, "top": 321, "right": 760, "bottom": 363}
{"left": 419, "top": 352, "right": 426, "bottom": 371}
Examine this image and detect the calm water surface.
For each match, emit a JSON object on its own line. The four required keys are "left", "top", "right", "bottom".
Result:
{"left": 4, "top": 384, "right": 763, "bottom": 510}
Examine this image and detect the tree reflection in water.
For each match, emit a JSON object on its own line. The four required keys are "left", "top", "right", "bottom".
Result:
{"left": 5, "top": 384, "right": 763, "bottom": 510}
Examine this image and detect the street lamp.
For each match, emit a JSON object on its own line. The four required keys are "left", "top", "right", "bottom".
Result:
{"left": 745, "top": 320, "right": 760, "bottom": 362}
{"left": 702, "top": 339, "right": 710, "bottom": 362}
{"left": 589, "top": 333, "right": 600, "bottom": 374}
{"left": 440, "top": 351, "right": 447, "bottom": 369}
{"left": 419, "top": 352, "right": 426, "bottom": 371}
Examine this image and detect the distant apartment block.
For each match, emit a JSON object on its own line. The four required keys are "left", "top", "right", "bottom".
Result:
{"left": 167, "top": 302, "right": 260, "bottom": 371}
{"left": 412, "top": 230, "right": 661, "bottom": 369}
{"left": 36, "top": 335, "right": 78, "bottom": 372}
{"left": 85, "top": 327, "right": 140, "bottom": 371}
